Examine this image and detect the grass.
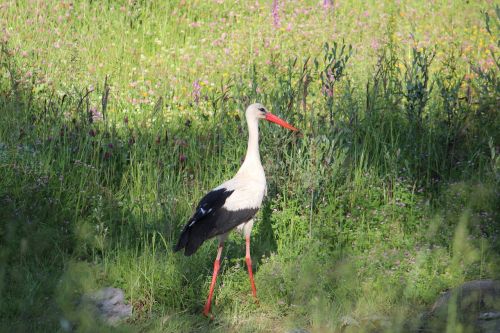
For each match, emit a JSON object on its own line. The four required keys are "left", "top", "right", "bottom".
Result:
{"left": 0, "top": 0, "right": 499, "bottom": 332}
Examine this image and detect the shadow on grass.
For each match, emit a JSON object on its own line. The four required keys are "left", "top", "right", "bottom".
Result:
{"left": 0, "top": 78, "right": 284, "bottom": 332}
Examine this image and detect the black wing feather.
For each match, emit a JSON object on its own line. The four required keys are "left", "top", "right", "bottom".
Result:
{"left": 174, "top": 188, "right": 233, "bottom": 255}
{"left": 173, "top": 188, "right": 259, "bottom": 256}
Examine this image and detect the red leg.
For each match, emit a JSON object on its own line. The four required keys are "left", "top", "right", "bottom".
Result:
{"left": 245, "top": 236, "right": 257, "bottom": 299}
{"left": 203, "top": 243, "right": 224, "bottom": 317}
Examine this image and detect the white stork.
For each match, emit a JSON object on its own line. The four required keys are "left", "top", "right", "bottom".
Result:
{"left": 174, "top": 103, "right": 298, "bottom": 317}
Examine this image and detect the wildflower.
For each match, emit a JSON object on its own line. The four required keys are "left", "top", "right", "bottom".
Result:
{"left": 321, "top": 84, "right": 333, "bottom": 97}
{"left": 272, "top": 0, "right": 280, "bottom": 28}
{"left": 90, "top": 107, "right": 103, "bottom": 122}
{"left": 323, "top": 0, "right": 333, "bottom": 10}
{"left": 179, "top": 154, "right": 187, "bottom": 163}
{"left": 1, "top": 28, "right": 10, "bottom": 43}
{"left": 192, "top": 80, "right": 201, "bottom": 104}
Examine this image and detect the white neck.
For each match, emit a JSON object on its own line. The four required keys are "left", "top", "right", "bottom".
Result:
{"left": 240, "top": 114, "right": 261, "bottom": 169}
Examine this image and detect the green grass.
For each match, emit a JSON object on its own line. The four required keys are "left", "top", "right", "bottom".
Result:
{"left": 0, "top": 1, "right": 499, "bottom": 332}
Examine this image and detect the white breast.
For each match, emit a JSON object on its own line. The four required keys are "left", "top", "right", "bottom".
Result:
{"left": 215, "top": 165, "right": 266, "bottom": 211}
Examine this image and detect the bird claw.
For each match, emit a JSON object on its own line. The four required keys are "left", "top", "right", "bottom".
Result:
{"left": 202, "top": 310, "right": 214, "bottom": 320}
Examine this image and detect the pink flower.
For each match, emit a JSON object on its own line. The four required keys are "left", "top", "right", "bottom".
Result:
{"left": 370, "top": 39, "right": 380, "bottom": 51}
{"left": 90, "top": 107, "right": 103, "bottom": 122}
{"left": 192, "top": 80, "right": 201, "bottom": 103}
{"left": 321, "top": 85, "right": 333, "bottom": 97}
{"left": 272, "top": 0, "right": 280, "bottom": 28}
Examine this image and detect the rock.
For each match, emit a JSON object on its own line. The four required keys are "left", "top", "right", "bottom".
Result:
{"left": 59, "top": 317, "right": 73, "bottom": 332}
{"left": 423, "top": 280, "right": 500, "bottom": 333}
{"left": 287, "top": 329, "right": 310, "bottom": 333}
{"left": 340, "top": 315, "right": 360, "bottom": 329}
{"left": 81, "top": 287, "right": 132, "bottom": 326}
{"left": 478, "top": 312, "right": 500, "bottom": 320}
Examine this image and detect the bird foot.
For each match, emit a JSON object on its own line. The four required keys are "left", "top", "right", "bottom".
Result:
{"left": 202, "top": 309, "right": 214, "bottom": 320}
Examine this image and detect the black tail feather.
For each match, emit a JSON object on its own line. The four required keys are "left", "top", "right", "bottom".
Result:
{"left": 173, "top": 219, "right": 206, "bottom": 256}
{"left": 184, "top": 235, "right": 205, "bottom": 256}
{"left": 173, "top": 230, "right": 205, "bottom": 256}
{"left": 173, "top": 226, "right": 190, "bottom": 253}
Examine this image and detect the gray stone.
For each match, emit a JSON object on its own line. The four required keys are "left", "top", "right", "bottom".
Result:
{"left": 81, "top": 287, "right": 132, "bottom": 326}
{"left": 422, "top": 280, "right": 500, "bottom": 333}
{"left": 287, "top": 329, "right": 310, "bottom": 333}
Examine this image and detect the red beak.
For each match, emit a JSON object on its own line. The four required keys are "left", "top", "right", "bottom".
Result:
{"left": 265, "top": 113, "right": 299, "bottom": 131}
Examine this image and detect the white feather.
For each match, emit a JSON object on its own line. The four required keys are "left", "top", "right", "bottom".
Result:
{"left": 214, "top": 163, "right": 266, "bottom": 211}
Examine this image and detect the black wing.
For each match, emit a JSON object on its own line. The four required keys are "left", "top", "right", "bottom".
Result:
{"left": 174, "top": 188, "right": 233, "bottom": 255}
{"left": 173, "top": 188, "right": 259, "bottom": 256}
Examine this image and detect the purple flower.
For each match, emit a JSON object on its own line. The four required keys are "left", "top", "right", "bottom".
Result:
{"left": 370, "top": 39, "right": 380, "bottom": 51}
{"left": 272, "top": 0, "right": 280, "bottom": 28}
{"left": 321, "top": 85, "right": 333, "bottom": 97}
{"left": 192, "top": 80, "right": 201, "bottom": 104}
{"left": 323, "top": 0, "right": 333, "bottom": 10}
{"left": 90, "top": 107, "right": 103, "bottom": 122}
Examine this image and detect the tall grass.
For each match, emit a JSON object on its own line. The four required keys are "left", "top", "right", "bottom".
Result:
{"left": 0, "top": 1, "right": 499, "bottom": 332}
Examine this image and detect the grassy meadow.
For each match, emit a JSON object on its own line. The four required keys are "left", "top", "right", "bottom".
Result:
{"left": 1, "top": 0, "right": 499, "bottom": 332}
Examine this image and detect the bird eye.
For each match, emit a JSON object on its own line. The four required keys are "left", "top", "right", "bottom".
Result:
{"left": 258, "top": 107, "right": 266, "bottom": 112}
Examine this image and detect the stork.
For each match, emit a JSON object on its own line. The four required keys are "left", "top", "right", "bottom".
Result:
{"left": 174, "top": 103, "right": 298, "bottom": 317}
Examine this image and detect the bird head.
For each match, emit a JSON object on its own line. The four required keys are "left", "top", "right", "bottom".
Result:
{"left": 246, "top": 103, "right": 298, "bottom": 131}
